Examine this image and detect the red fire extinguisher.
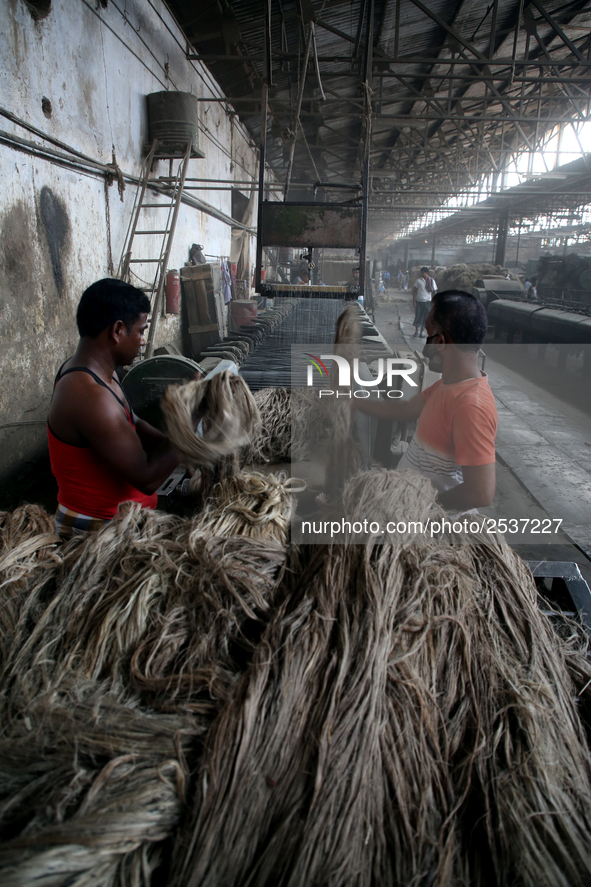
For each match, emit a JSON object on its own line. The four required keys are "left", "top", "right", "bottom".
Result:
{"left": 165, "top": 270, "right": 180, "bottom": 314}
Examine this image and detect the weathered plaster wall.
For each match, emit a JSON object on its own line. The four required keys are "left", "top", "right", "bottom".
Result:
{"left": 0, "top": 0, "right": 259, "bottom": 483}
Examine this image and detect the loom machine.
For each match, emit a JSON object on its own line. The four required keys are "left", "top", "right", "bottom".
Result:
{"left": 224, "top": 195, "right": 399, "bottom": 483}
{"left": 233, "top": 196, "right": 392, "bottom": 390}
{"left": 255, "top": 200, "right": 364, "bottom": 303}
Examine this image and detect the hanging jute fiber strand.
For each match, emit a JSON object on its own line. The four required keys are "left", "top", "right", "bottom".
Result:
{"left": 161, "top": 370, "right": 260, "bottom": 469}
{"left": 334, "top": 301, "right": 362, "bottom": 345}
{"left": 323, "top": 305, "right": 366, "bottom": 497}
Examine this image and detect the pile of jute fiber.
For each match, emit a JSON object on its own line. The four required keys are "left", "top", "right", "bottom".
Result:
{"left": 243, "top": 387, "right": 327, "bottom": 464}
{"left": 0, "top": 503, "right": 286, "bottom": 885}
{"left": 1, "top": 467, "right": 591, "bottom": 886}
{"left": 435, "top": 263, "right": 521, "bottom": 292}
{"left": 170, "top": 471, "right": 591, "bottom": 887}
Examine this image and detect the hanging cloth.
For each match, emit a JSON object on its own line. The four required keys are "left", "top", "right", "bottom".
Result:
{"left": 221, "top": 259, "right": 232, "bottom": 304}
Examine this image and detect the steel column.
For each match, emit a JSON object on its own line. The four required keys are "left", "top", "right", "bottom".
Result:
{"left": 255, "top": 85, "right": 268, "bottom": 292}
{"left": 494, "top": 210, "right": 509, "bottom": 266}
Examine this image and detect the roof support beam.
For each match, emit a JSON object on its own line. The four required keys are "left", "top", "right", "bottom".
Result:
{"left": 368, "top": 114, "right": 580, "bottom": 124}
{"left": 375, "top": 0, "right": 390, "bottom": 51}
{"left": 284, "top": 23, "right": 314, "bottom": 195}
{"left": 488, "top": 0, "right": 499, "bottom": 60}
{"left": 374, "top": 0, "right": 481, "bottom": 171}
{"left": 407, "top": 0, "right": 492, "bottom": 61}
{"left": 187, "top": 53, "right": 591, "bottom": 67}
{"left": 372, "top": 73, "right": 591, "bottom": 84}
{"left": 527, "top": 0, "right": 586, "bottom": 63}
{"left": 354, "top": 0, "right": 368, "bottom": 60}
{"left": 314, "top": 18, "right": 356, "bottom": 45}
{"left": 181, "top": 0, "right": 591, "bottom": 227}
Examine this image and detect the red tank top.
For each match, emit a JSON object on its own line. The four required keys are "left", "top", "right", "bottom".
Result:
{"left": 48, "top": 365, "right": 158, "bottom": 520}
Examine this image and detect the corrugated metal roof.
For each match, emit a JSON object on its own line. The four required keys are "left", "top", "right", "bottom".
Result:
{"left": 166, "top": 0, "right": 591, "bottom": 243}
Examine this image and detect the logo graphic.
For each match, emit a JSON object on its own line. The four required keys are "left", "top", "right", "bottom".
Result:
{"left": 305, "top": 355, "right": 418, "bottom": 388}
{"left": 304, "top": 353, "right": 329, "bottom": 378}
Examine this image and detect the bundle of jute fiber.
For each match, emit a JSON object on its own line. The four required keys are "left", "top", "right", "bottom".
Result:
{"left": 0, "top": 503, "right": 56, "bottom": 554}
{"left": 323, "top": 308, "right": 366, "bottom": 496}
{"left": 334, "top": 302, "right": 362, "bottom": 345}
{"left": 245, "top": 387, "right": 292, "bottom": 463}
{"left": 0, "top": 503, "right": 287, "bottom": 719}
{"left": 0, "top": 677, "right": 195, "bottom": 887}
{"left": 0, "top": 503, "right": 59, "bottom": 600}
{"left": 0, "top": 504, "right": 62, "bottom": 676}
{"left": 244, "top": 387, "right": 328, "bottom": 464}
{"left": 436, "top": 262, "right": 521, "bottom": 292}
{"left": 161, "top": 370, "right": 260, "bottom": 469}
{"left": 323, "top": 387, "right": 365, "bottom": 497}
{"left": 0, "top": 504, "right": 59, "bottom": 602}
{"left": 292, "top": 386, "right": 330, "bottom": 461}
{"left": 193, "top": 472, "right": 293, "bottom": 544}
{"left": 0, "top": 509, "right": 199, "bottom": 884}
{"left": 0, "top": 503, "right": 288, "bottom": 885}
{"left": 322, "top": 465, "right": 437, "bottom": 542}
{"left": 170, "top": 470, "right": 591, "bottom": 887}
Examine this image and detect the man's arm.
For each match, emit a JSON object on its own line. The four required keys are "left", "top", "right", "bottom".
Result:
{"left": 352, "top": 391, "right": 425, "bottom": 422}
{"left": 134, "top": 416, "right": 169, "bottom": 453}
{"left": 66, "top": 382, "right": 180, "bottom": 494}
{"left": 436, "top": 463, "right": 496, "bottom": 510}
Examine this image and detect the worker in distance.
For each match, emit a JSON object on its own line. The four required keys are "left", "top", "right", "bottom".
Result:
{"left": 354, "top": 289, "right": 497, "bottom": 512}
{"left": 412, "top": 266, "right": 437, "bottom": 338}
{"left": 47, "top": 278, "right": 183, "bottom": 538}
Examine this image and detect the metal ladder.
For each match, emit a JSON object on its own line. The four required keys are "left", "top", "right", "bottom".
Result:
{"left": 117, "top": 139, "right": 192, "bottom": 358}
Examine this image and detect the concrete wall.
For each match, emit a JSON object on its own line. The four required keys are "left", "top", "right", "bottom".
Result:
{"left": 0, "top": 0, "right": 259, "bottom": 483}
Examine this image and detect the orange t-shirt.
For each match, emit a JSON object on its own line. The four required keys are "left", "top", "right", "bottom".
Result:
{"left": 397, "top": 373, "right": 497, "bottom": 492}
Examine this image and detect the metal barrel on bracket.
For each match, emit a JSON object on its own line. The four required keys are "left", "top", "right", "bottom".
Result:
{"left": 147, "top": 91, "right": 205, "bottom": 158}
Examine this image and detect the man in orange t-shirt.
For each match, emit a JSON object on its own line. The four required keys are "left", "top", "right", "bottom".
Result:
{"left": 354, "top": 289, "right": 497, "bottom": 511}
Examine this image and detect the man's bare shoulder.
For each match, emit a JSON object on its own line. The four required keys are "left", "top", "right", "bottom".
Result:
{"left": 49, "top": 366, "right": 131, "bottom": 444}
{"left": 51, "top": 367, "right": 122, "bottom": 410}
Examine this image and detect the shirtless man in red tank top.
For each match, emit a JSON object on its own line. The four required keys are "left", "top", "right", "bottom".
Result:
{"left": 48, "top": 278, "right": 182, "bottom": 537}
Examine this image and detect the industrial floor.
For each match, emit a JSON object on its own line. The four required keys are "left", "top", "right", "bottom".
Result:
{"left": 376, "top": 289, "right": 591, "bottom": 585}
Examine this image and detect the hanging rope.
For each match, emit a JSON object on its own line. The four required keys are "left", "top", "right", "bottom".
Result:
{"left": 310, "top": 22, "right": 325, "bottom": 101}
{"left": 284, "top": 23, "right": 313, "bottom": 197}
